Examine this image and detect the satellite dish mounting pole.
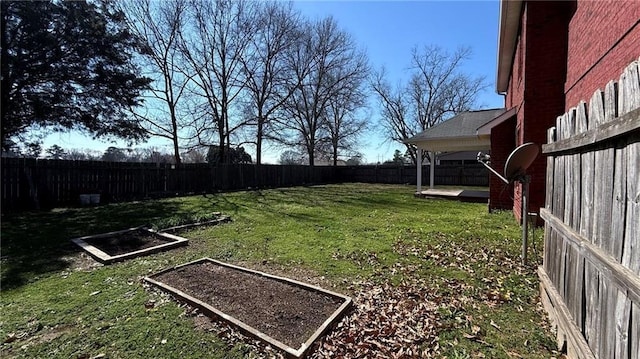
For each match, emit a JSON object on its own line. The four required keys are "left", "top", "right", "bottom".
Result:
{"left": 521, "top": 175, "right": 530, "bottom": 265}
{"left": 478, "top": 142, "right": 539, "bottom": 266}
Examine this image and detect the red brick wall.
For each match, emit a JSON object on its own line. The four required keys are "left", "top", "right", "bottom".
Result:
{"left": 489, "top": 117, "right": 515, "bottom": 211}
{"left": 565, "top": 1, "right": 640, "bottom": 109}
{"left": 504, "top": 4, "right": 526, "bottom": 219}
{"left": 503, "top": 1, "right": 571, "bottom": 221}
{"left": 505, "top": 5, "right": 526, "bottom": 113}
{"left": 498, "top": 0, "right": 637, "bottom": 220}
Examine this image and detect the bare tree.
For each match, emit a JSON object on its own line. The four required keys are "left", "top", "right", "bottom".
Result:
{"left": 240, "top": 2, "right": 302, "bottom": 165}
{"left": 276, "top": 16, "right": 369, "bottom": 167}
{"left": 122, "top": 0, "right": 191, "bottom": 164}
{"left": 371, "top": 68, "right": 414, "bottom": 161}
{"left": 64, "top": 149, "right": 90, "bottom": 161}
{"left": 279, "top": 150, "right": 305, "bottom": 165}
{"left": 410, "top": 45, "right": 485, "bottom": 129}
{"left": 372, "top": 45, "right": 486, "bottom": 163}
{"left": 323, "top": 60, "right": 369, "bottom": 166}
{"left": 179, "top": 0, "right": 256, "bottom": 164}
{"left": 181, "top": 147, "right": 207, "bottom": 163}
{"left": 144, "top": 146, "right": 175, "bottom": 164}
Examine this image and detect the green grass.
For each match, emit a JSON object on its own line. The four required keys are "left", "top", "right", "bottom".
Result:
{"left": 0, "top": 184, "right": 556, "bottom": 358}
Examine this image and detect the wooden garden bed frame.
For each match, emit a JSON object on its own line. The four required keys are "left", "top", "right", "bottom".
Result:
{"left": 144, "top": 258, "right": 352, "bottom": 358}
{"left": 159, "top": 215, "right": 231, "bottom": 233}
{"left": 71, "top": 227, "right": 189, "bottom": 264}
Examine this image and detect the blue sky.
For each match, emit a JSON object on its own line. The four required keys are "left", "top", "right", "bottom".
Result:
{"left": 294, "top": 0, "right": 504, "bottom": 163}
{"left": 43, "top": 0, "right": 504, "bottom": 164}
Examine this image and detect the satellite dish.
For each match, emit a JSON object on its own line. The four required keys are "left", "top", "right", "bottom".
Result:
{"left": 504, "top": 142, "right": 539, "bottom": 182}
{"left": 477, "top": 142, "right": 540, "bottom": 265}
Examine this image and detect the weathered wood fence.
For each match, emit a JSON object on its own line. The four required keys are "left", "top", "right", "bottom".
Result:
{"left": 337, "top": 163, "right": 488, "bottom": 186}
{"left": 0, "top": 160, "right": 337, "bottom": 211}
{"left": 540, "top": 59, "right": 640, "bottom": 359}
{"left": 1, "top": 161, "right": 488, "bottom": 211}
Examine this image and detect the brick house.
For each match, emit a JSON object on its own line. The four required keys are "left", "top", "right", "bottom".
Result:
{"left": 494, "top": 0, "right": 640, "bottom": 220}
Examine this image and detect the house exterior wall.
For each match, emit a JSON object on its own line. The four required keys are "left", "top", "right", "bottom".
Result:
{"left": 489, "top": 117, "right": 515, "bottom": 211}
{"left": 500, "top": 0, "right": 638, "bottom": 221}
{"left": 503, "top": 1, "right": 570, "bottom": 221}
{"left": 497, "top": 1, "right": 640, "bottom": 356}
{"left": 564, "top": 1, "right": 640, "bottom": 109}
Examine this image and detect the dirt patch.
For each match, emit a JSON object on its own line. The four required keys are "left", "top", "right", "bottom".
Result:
{"left": 234, "top": 260, "right": 341, "bottom": 292}
{"left": 61, "top": 252, "right": 104, "bottom": 272}
{"left": 2, "top": 324, "right": 74, "bottom": 357}
{"left": 152, "top": 260, "right": 348, "bottom": 351}
{"left": 82, "top": 229, "right": 172, "bottom": 256}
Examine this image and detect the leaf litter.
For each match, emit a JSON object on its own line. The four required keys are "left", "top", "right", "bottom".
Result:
{"left": 142, "top": 235, "right": 552, "bottom": 358}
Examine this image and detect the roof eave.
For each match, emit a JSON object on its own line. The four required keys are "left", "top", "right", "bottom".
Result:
{"left": 476, "top": 107, "right": 517, "bottom": 136}
{"left": 405, "top": 135, "right": 483, "bottom": 145}
{"left": 496, "top": 0, "right": 523, "bottom": 94}
{"left": 413, "top": 138, "right": 491, "bottom": 152}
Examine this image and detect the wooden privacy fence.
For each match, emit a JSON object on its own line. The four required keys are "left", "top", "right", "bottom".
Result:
{"left": 540, "top": 59, "right": 639, "bottom": 359}
{"left": 1, "top": 160, "right": 337, "bottom": 211}
{"left": 337, "top": 163, "right": 489, "bottom": 186}
{"left": 1, "top": 160, "right": 489, "bottom": 211}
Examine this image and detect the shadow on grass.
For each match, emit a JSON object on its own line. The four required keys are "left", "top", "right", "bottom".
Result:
{"left": 0, "top": 185, "right": 484, "bottom": 290}
{"left": 0, "top": 200, "right": 189, "bottom": 290}
{"left": 200, "top": 193, "right": 244, "bottom": 214}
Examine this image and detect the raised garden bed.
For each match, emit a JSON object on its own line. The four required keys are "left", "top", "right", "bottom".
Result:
{"left": 144, "top": 258, "right": 352, "bottom": 358}
{"left": 159, "top": 215, "right": 231, "bottom": 233}
{"left": 71, "top": 227, "right": 188, "bottom": 264}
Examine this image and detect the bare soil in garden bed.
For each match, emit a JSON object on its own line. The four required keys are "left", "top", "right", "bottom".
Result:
{"left": 82, "top": 230, "right": 173, "bottom": 256}
{"left": 154, "top": 261, "right": 345, "bottom": 349}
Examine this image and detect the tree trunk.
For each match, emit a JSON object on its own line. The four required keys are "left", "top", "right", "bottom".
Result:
{"left": 218, "top": 124, "right": 225, "bottom": 164}
{"left": 308, "top": 147, "right": 315, "bottom": 167}
{"left": 172, "top": 137, "right": 181, "bottom": 165}
{"left": 256, "top": 113, "right": 263, "bottom": 165}
{"left": 169, "top": 103, "right": 181, "bottom": 164}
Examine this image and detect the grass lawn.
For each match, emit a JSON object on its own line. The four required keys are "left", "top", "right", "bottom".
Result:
{"left": 0, "top": 184, "right": 557, "bottom": 358}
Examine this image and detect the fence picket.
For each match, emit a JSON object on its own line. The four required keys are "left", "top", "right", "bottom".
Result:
{"left": 541, "top": 59, "right": 639, "bottom": 359}
{"left": 632, "top": 303, "right": 640, "bottom": 359}
{"left": 611, "top": 146, "right": 627, "bottom": 263}
{"left": 623, "top": 141, "right": 640, "bottom": 275}
{"left": 614, "top": 290, "right": 632, "bottom": 359}
{"left": 583, "top": 260, "right": 600, "bottom": 354}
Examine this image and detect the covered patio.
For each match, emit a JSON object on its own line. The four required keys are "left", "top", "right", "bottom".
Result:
{"left": 414, "top": 188, "right": 489, "bottom": 203}
{"left": 404, "top": 109, "right": 506, "bottom": 196}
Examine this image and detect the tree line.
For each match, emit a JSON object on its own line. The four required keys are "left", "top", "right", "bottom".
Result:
{"left": 14, "top": 144, "right": 253, "bottom": 165}
{"left": 1, "top": 0, "right": 485, "bottom": 166}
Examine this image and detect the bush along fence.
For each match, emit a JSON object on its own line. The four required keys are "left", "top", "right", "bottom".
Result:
{"left": 1, "top": 160, "right": 488, "bottom": 211}
{"left": 540, "top": 59, "right": 639, "bottom": 359}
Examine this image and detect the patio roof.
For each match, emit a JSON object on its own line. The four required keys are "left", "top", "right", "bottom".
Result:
{"left": 404, "top": 108, "right": 506, "bottom": 152}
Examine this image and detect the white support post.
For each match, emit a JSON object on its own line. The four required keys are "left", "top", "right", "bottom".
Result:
{"left": 416, "top": 148, "right": 422, "bottom": 194}
{"left": 429, "top": 151, "right": 435, "bottom": 189}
